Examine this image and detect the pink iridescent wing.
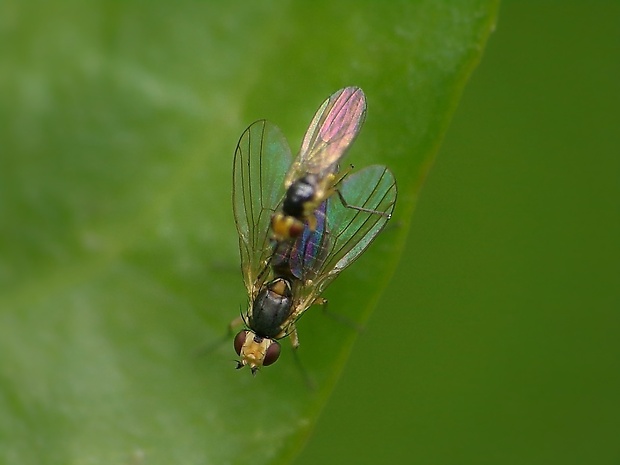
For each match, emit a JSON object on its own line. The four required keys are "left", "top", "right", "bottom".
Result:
{"left": 284, "top": 86, "right": 367, "bottom": 187}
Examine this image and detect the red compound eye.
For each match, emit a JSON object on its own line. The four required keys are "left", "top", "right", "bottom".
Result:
{"left": 263, "top": 341, "right": 281, "bottom": 366}
{"left": 234, "top": 330, "right": 249, "bottom": 356}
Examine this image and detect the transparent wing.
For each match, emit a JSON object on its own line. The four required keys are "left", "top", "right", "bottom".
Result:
{"left": 291, "top": 165, "right": 397, "bottom": 314}
{"left": 284, "top": 87, "right": 367, "bottom": 187}
{"left": 232, "top": 120, "right": 292, "bottom": 296}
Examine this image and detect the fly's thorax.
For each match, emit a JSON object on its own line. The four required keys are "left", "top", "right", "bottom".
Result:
{"left": 234, "top": 330, "right": 281, "bottom": 374}
{"left": 298, "top": 172, "right": 336, "bottom": 219}
{"left": 249, "top": 278, "right": 293, "bottom": 339}
{"left": 283, "top": 174, "right": 319, "bottom": 218}
{"left": 272, "top": 173, "right": 329, "bottom": 241}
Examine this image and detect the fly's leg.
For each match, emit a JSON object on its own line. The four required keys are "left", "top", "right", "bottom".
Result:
{"left": 289, "top": 326, "right": 300, "bottom": 349}
{"left": 316, "top": 297, "right": 364, "bottom": 332}
{"left": 320, "top": 166, "right": 353, "bottom": 204}
{"left": 331, "top": 164, "right": 354, "bottom": 187}
{"left": 288, "top": 326, "right": 316, "bottom": 389}
{"left": 335, "top": 188, "right": 391, "bottom": 217}
{"left": 306, "top": 213, "right": 318, "bottom": 232}
{"left": 327, "top": 165, "right": 391, "bottom": 218}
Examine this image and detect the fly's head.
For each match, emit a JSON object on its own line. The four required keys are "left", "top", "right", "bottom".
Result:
{"left": 233, "top": 330, "right": 281, "bottom": 375}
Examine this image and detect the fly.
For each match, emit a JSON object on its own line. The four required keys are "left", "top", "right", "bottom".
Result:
{"left": 231, "top": 94, "right": 397, "bottom": 374}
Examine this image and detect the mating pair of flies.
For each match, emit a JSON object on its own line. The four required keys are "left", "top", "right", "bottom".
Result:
{"left": 231, "top": 86, "right": 397, "bottom": 375}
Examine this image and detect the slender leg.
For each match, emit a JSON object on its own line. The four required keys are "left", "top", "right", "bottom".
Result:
{"left": 288, "top": 328, "right": 316, "bottom": 389}
{"left": 289, "top": 326, "right": 300, "bottom": 349}
{"left": 336, "top": 188, "right": 391, "bottom": 217}
{"left": 306, "top": 213, "right": 318, "bottom": 232}
{"left": 317, "top": 297, "right": 364, "bottom": 332}
{"left": 331, "top": 165, "right": 353, "bottom": 186}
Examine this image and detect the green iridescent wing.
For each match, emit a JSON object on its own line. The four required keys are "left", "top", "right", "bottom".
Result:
{"left": 232, "top": 120, "right": 291, "bottom": 297}
{"left": 291, "top": 165, "right": 397, "bottom": 315}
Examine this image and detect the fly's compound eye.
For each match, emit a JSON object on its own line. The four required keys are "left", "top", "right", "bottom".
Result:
{"left": 263, "top": 341, "right": 281, "bottom": 366}
{"left": 234, "top": 330, "right": 249, "bottom": 356}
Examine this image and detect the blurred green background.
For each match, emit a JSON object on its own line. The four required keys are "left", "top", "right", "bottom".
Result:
{"left": 296, "top": 2, "right": 620, "bottom": 465}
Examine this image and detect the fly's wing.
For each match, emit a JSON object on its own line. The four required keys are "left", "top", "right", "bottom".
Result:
{"left": 284, "top": 87, "right": 367, "bottom": 187}
{"left": 289, "top": 165, "right": 397, "bottom": 318}
{"left": 232, "top": 120, "right": 292, "bottom": 297}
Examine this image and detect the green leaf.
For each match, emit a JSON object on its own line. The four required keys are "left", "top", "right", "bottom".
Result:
{"left": 0, "top": 1, "right": 498, "bottom": 464}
